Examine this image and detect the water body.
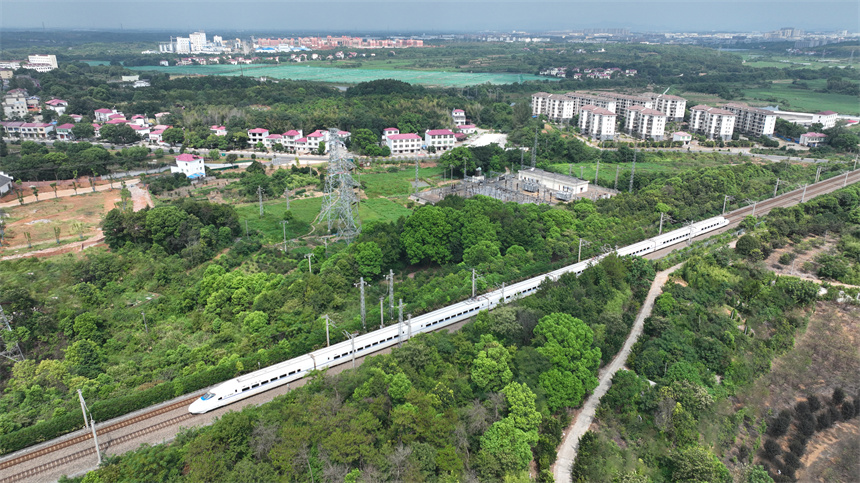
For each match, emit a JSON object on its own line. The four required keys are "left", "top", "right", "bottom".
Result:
{"left": 128, "top": 64, "right": 558, "bottom": 87}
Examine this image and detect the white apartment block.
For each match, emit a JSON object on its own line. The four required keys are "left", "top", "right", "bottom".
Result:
{"left": 381, "top": 127, "right": 400, "bottom": 143}
{"left": 532, "top": 92, "right": 574, "bottom": 120}
{"left": 248, "top": 128, "right": 269, "bottom": 145}
{"left": 24, "top": 54, "right": 58, "bottom": 72}
{"left": 386, "top": 133, "right": 423, "bottom": 154}
{"left": 811, "top": 111, "right": 837, "bottom": 129}
{"left": 2, "top": 89, "right": 28, "bottom": 118}
{"left": 646, "top": 93, "right": 687, "bottom": 122}
{"left": 452, "top": 109, "right": 466, "bottom": 126}
{"left": 189, "top": 32, "right": 207, "bottom": 53}
{"left": 724, "top": 103, "right": 777, "bottom": 137}
{"left": 566, "top": 92, "right": 617, "bottom": 117}
{"left": 175, "top": 37, "right": 192, "bottom": 54}
{"left": 689, "top": 105, "right": 736, "bottom": 141}
{"left": 425, "top": 129, "right": 456, "bottom": 151}
{"left": 593, "top": 92, "right": 653, "bottom": 119}
{"left": 624, "top": 106, "right": 667, "bottom": 141}
{"left": 579, "top": 105, "right": 616, "bottom": 141}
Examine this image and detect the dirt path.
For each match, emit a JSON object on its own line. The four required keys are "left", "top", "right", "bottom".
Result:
{"left": 553, "top": 263, "right": 684, "bottom": 483}
{"left": 0, "top": 233, "right": 105, "bottom": 261}
{"left": 128, "top": 182, "right": 153, "bottom": 210}
{"left": 796, "top": 418, "right": 860, "bottom": 482}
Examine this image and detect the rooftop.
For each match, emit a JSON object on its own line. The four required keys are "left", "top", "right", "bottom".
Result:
{"left": 388, "top": 133, "right": 422, "bottom": 140}
{"left": 248, "top": 128, "right": 269, "bottom": 133}
{"left": 426, "top": 129, "right": 455, "bottom": 136}
{"left": 817, "top": 110, "right": 837, "bottom": 115}
{"left": 519, "top": 167, "right": 588, "bottom": 186}
{"left": 56, "top": 123, "right": 75, "bottom": 130}
{"left": 802, "top": 132, "right": 827, "bottom": 137}
{"left": 176, "top": 154, "right": 203, "bottom": 162}
{"left": 581, "top": 105, "right": 615, "bottom": 116}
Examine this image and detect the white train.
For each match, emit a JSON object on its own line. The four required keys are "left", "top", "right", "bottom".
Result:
{"left": 189, "top": 215, "right": 729, "bottom": 413}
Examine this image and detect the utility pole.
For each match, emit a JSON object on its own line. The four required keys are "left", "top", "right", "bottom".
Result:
{"left": 773, "top": 178, "right": 780, "bottom": 198}
{"left": 659, "top": 212, "right": 665, "bottom": 235}
{"left": 280, "top": 221, "right": 288, "bottom": 252}
{"left": 398, "top": 299, "right": 403, "bottom": 347}
{"left": 531, "top": 128, "right": 538, "bottom": 168}
{"left": 578, "top": 238, "right": 589, "bottom": 263}
{"left": 500, "top": 282, "right": 505, "bottom": 305}
{"left": 141, "top": 311, "right": 148, "bottom": 335}
{"left": 244, "top": 220, "right": 249, "bottom": 237}
{"left": 388, "top": 269, "right": 394, "bottom": 320}
{"left": 379, "top": 297, "right": 385, "bottom": 329}
{"left": 594, "top": 159, "right": 600, "bottom": 185}
{"left": 801, "top": 183, "right": 808, "bottom": 203}
{"left": 815, "top": 166, "right": 822, "bottom": 183}
{"left": 305, "top": 253, "right": 313, "bottom": 273}
{"left": 614, "top": 165, "right": 620, "bottom": 190}
{"left": 257, "top": 186, "right": 263, "bottom": 217}
{"left": 407, "top": 314, "right": 412, "bottom": 340}
{"left": 343, "top": 330, "right": 356, "bottom": 368}
{"left": 284, "top": 188, "right": 290, "bottom": 210}
{"left": 722, "top": 195, "right": 733, "bottom": 215}
{"left": 324, "top": 315, "right": 331, "bottom": 347}
{"left": 471, "top": 269, "right": 477, "bottom": 298}
{"left": 355, "top": 277, "right": 367, "bottom": 331}
{"left": 90, "top": 417, "right": 102, "bottom": 465}
{"left": 629, "top": 148, "right": 636, "bottom": 193}
{"left": 77, "top": 389, "right": 89, "bottom": 430}
{"left": 845, "top": 171, "right": 850, "bottom": 187}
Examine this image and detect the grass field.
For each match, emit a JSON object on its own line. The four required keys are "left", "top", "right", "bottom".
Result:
{"left": 361, "top": 167, "right": 444, "bottom": 198}
{"left": 128, "top": 64, "right": 558, "bottom": 87}
{"left": 740, "top": 79, "right": 860, "bottom": 115}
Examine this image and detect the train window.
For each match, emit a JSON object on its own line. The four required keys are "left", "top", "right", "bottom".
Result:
{"left": 334, "top": 355, "right": 341, "bottom": 360}
{"left": 289, "top": 370, "right": 295, "bottom": 376}
{"left": 252, "top": 383, "right": 259, "bottom": 388}
{"left": 242, "top": 387, "right": 250, "bottom": 392}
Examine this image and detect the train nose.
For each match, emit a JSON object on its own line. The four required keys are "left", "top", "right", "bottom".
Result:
{"left": 188, "top": 398, "right": 206, "bottom": 414}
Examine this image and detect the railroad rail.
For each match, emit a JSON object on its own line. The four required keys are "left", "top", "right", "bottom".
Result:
{"left": 1, "top": 168, "right": 857, "bottom": 483}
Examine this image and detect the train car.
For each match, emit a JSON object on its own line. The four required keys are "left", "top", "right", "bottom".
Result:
{"left": 190, "top": 215, "right": 730, "bottom": 413}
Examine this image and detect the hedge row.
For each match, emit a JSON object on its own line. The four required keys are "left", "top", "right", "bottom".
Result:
{"left": 0, "top": 344, "right": 292, "bottom": 455}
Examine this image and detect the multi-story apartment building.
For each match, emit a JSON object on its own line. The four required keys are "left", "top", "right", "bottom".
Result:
{"left": 248, "top": 128, "right": 269, "bottom": 145}
{"left": 646, "top": 93, "right": 687, "bottom": 122}
{"left": 2, "top": 89, "right": 28, "bottom": 118}
{"left": 689, "top": 105, "right": 736, "bottom": 141}
{"left": 592, "top": 92, "right": 653, "bottom": 119}
{"left": 189, "top": 32, "right": 207, "bottom": 53}
{"left": 385, "top": 133, "right": 423, "bottom": 154}
{"left": 565, "top": 92, "right": 617, "bottom": 116}
{"left": 381, "top": 127, "right": 400, "bottom": 143}
{"left": 451, "top": 109, "right": 466, "bottom": 126}
{"left": 724, "top": 103, "right": 777, "bottom": 137}
{"left": 578, "top": 105, "right": 616, "bottom": 141}
{"left": 624, "top": 106, "right": 667, "bottom": 141}
{"left": 19, "top": 122, "right": 54, "bottom": 139}
{"left": 531, "top": 92, "right": 576, "bottom": 120}
{"left": 425, "top": 129, "right": 456, "bottom": 151}
{"left": 811, "top": 111, "right": 838, "bottom": 129}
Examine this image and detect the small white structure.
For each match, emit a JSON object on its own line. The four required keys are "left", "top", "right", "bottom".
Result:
{"left": 799, "top": 132, "right": 827, "bottom": 147}
{"left": 210, "top": 125, "right": 227, "bottom": 136}
{"left": 458, "top": 124, "right": 477, "bottom": 135}
{"left": 672, "top": 131, "right": 692, "bottom": 144}
{"left": 44, "top": 98, "right": 68, "bottom": 115}
{"left": 517, "top": 167, "right": 589, "bottom": 197}
{"left": 170, "top": 153, "right": 205, "bottom": 179}
{"left": 812, "top": 111, "right": 838, "bottom": 129}
{"left": 386, "top": 133, "right": 423, "bottom": 154}
{"left": 0, "top": 171, "right": 13, "bottom": 196}
{"left": 425, "top": 129, "right": 456, "bottom": 151}
{"left": 94, "top": 108, "right": 122, "bottom": 123}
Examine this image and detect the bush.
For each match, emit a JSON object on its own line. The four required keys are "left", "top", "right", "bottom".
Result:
{"left": 832, "top": 387, "right": 845, "bottom": 406}
{"left": 841, "top": 401, "right": 854, "bottom": 420}
{"left": 816, "top": 412, "right": 832, "bottom": 431}
{"left": 762, "top": 439, "right": 782, "bottom": 460}
{"left": 768, "top": 410, "right": 792, "bottom": 437}
{"left": 782, "top": 451, "right": 801, "bottom": 470}
{"left": 778, "top": 252, "right": 795, "bottom": 265}
{"left": 807, "top": 395, "right": 821, "bottom": 413}
{"left": 788, "top": 438, "right": 806, "bottom": 457}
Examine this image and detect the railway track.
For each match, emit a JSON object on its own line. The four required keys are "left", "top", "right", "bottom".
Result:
{"left": 2, "top": 168, "right": 858, "bottom": 483}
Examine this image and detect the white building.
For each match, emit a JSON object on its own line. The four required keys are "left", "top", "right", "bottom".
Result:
{"left": 646, "top": 93, "right": 687, "bottom": 122}
{"left": 799, "top": 132, "right": 827, "bottom": 147}
{"left": 170, "top": 154, "right": 206, "bottom": 179}
{"left": 2, "top": 89, "right": 28, "bottom": 118}
{"left": 458, "top": 124, "right": 477, "bottom": 135}
{"left": 248, "top": 128, "right": 269, "bottom": 145}
{"left": 565, "top": 92, "right": 617, "bottom": 117}
{"left": 381, "top": 127, "right": 399, "bottom": 143}
{"left": 386, "top": 133, "right": 423, "bottom": 154}
{"left": 724, "top": 103, "right": 777, "bottom": 137}
{"left": 425, "top": 129, "right": 456, "bottom": 151}
{"left": 210, "top": 125, "right": 227, "bottom": 136}
{"left": 19, "top": 122, "right": 54, "bottom": 139}
{"left": 175, "top": 37, "right": 192, "bottom": 54}
{"left": 0, "top": 172, "right": 13, "bottom": 196}
{"left": 811, "top": 111, "right": 838, "bottom": 129}
{"left": 281, "top": 129, "right": 303, "bottom": 151}
{"left": 94, "top": 108, "right": 122, "bottom": 123}
{"left": 264, "top": 134, "right": 282, "bottom": 149}
{"left": 452, "top": 109, "right": 467, "bottom": 126}
{"left": 578, "top": 105, "right": 616, "bottom": 141}
{"left": 44, "top": 98, "right": 68, "bottom": 115}
{"left": 531, "top": 92, "right": 576, "bottom": 121}
{"left": 689, "top": 105, "right": 736, "bottom": 141}
{"left": 593, "top": 92, "right": 653, "bottom": 119}
{"left": 24, "top": 54, "right": 58, "bottom": 72}
{"left": 672, "top": 131, "right": 692, "bottom": 145}
{"left": 517, "top": 167, "right": 589, "bottom": 198}
{"left": 189, "top": 32, "right": 207, "bottom": 53}
{"left": 55, "top": 123, "right": 75, "bottom": 141}
{"left": 624, "top": 106, "right": 667, "bottom": 141}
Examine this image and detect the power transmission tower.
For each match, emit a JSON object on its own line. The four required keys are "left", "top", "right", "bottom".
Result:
{"left": 614, "top": 165, "right": 620, "bottom": 190}
{"left": 0, "top": 305, "right": 23, "bottom": 362}
{"left": 320, "top": 129, "right": 361, "bottom": 244}
{"left": 398, "top": 299, "right": 404, "bottom": 347}
{"left": 257, "top": 186, "right": 264, "bottom": 217}
{"left": 355, "top": 277, "right": 367, "bottom": 331}
{"left": 531, "top": 128, "right": 538, "bottom": 168}
{"left": 629, "top": 148, "right": 636, "bottom": 193}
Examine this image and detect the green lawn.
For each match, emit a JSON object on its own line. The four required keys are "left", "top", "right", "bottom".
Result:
{"left": 546, "top": 153, "right": 744, "bottom": 187}
{"left": 361, "top": 167, "right": 444, "bottom": 198}
{"left": 740, "top": 80, "right": 860, "bottom": 115}
{"left": 359, "top": 198, "right": 413, "bottom": 224}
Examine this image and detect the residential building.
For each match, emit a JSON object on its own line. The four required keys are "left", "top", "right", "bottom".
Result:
{"left": 94, "top": 108, "right": 122, "bottom": 123}
{"left": 175, "top": 37, "right": 192, "bottom": 54}
{"left": 452, "top": 109, "right": 466, "bottom": 126}
{"left": 149, "top": 129, "right": 166, "bottom": 143}
{"left": 425, "top": 129, "right": 456, "bottom": 151}
{"left": 210, "top": 125, "right": 227, "bottom": 136}
{"left": 92, "top": 124, "right": 101, "bottom": 138}
{"left": 646, "top": 93, "right": 687, "bottom": 122}
{"left": 811, "top": 111, "right": 838, "bottom": 129}
{"left": 27, "top": 54, "right": 57, "bottom": 69}
{"left": 248, "top": 128, "right": 269, "bottom": 145}
{"left": 624, "top": 106, "right": 667, "bottom": 141}
{"left": 19, "top": 122, "right": 54, "bottom": 139}
{"left": 0, "top": 121, "right": 24, "bottom": 136}
{"left": 517, "top": 167, "right": 589, "bottom": 197}
{"left": 305, "top": 130, "right": 328, "bottom": 152}
{"left": 0, "top": 172, "right": 13, "bottom": 196}
{"left": 724, "top": 103, "right": 777, "bottom": 137}
{"left": 264, "top": 134, "right": 283, "bottom": 149}
{"left": 531, "top": 92, "right": 576, "bottom": 120}
{"left": 44, "top": 98, "right": 68, "bottom": 115}
{"left": 69, "top": 114, "right": 83, "bottom": 123}
{"left": 2, "top": 89, "right": 28, "bottom": 118}
{"left": 385, "top": 133, "right": 423, "bottom": 154}
{"left": 133, "top": 80, "right": 151, "bottom": 88}
{"left": 381, "top": 127, "right": 399, "bottom": 143}
{"left": 458, "top": 124, "right": 477, "bottom": 135}
{"left": 593, "top": 92, "right": 653, "bottom": 119}
{"left": 0, "top": 69, "right": 13, "bottom": 80}
{"left": 281, "top": 129, "right": 303, "bottom": 151}
{"left": 799, "top": 132, "right": 827, "bottom": 147}
{"left": 170, "top": 153, "right": 205, "bottom": 179}
{"left": 189, "top": 32, "right": 207, "bottom": 53}
{"left": 672, "top": 131, "right": 692, "bottom": 144}
{"left": 689, "top": 105, "right": 736, "bottom": 141}
{"left": 26, "top": 96, "right": 41, "bottom": 113}
{"left": 565, "top": 92, "right": 617, "bottom": 116}
{"left": 55, "top": 123, "right": 75, "bottom": 140}
{"left": 130, "top": 125, "right": 150, "bottom": 137}
{"left": 578, "top": 105, "right": 616, "bottom": 141}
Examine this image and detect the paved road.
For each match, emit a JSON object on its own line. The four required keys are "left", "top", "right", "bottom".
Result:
{"left": 552, "top": 263, "right": 682, "bottom": 483}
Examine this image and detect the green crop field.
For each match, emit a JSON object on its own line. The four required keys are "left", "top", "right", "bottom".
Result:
{"left": 740, "top": 80, "right": 860, "bottom": 115}
{"left": 128, "top": 64, "right": 558, "bottom": 87}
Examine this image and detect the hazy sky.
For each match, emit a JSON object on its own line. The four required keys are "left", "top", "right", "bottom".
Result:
{"left": 2, "top": 0, "right": 858, "bottom": 33}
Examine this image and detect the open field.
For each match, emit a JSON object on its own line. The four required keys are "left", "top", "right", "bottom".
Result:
{"left": 128, "top": 64, "right": 558, "bottom": 87}
{"left": 0, "top": 191, "right": 117, "bottom": 251}
{"left": 361, "top": 166, "right": 445, "bottom": 198}
{"left": 740, "top": 79, "right": 860, "bottom": 115}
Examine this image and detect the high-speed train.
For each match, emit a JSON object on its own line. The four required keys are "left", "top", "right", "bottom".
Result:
{"left": 189, "top": 215, "right": 729, "bottom": 413}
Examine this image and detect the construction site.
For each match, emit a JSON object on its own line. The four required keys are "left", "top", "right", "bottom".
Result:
{"left": 412, "top": 167, "right": 619, "bottom": 206}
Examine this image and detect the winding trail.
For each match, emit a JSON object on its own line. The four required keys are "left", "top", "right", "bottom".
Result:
{"left": 553, "top": 263, "right": 683, "bottom": 483}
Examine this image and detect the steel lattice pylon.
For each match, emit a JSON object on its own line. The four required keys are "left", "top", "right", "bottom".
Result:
{"left": 0, "top": 305, "right": 24, "bottom": 363}
{"left": 320, "top": 129, "right": 361, "bottom": 244}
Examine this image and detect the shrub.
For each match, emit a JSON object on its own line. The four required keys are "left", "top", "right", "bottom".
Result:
{"left": 798, "top": 417, "right": 816, "bottom": 437}
{"left": 783, "top": 451, "right": 801, "bottom": 470}
{"left": 762, "top": 439, "right": 782, "bottom": 460}
{"left": 832, "top": 387, "right": 845, "bottom": 406}
{"left": 816, "top": 412, "right": 831, "bottom": 431}
{"left": 768, "top": 410, "right": 792, "bottom": 437}
{"left": 795, "top": 401, "right": 811, "bottom": 419}
{"left": 778, "top": 252, "right": 795, "bottom": 265}
{"left": 807, "top": 395, "right": 821, "bottom": 413}
{"left": 841, "top": 401, "right": 855, "bottom": 420}
{"left": 788, "top": 438, "right": 806, "bottom": 457}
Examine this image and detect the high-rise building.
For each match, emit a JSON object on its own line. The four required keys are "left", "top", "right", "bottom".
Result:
{"left": 175, "top": 37, "right": 191, "bottom": 54}
{"left": 689, "top": 105, "right": 735, "bottom": 141}
{"left": 724, "top": 103, "right": 777, "bottom": 137}
{"left": 579, "top": 105, "right": 617, "bottom": 141}
{"left": 189, "top": 32, "right": 207, "bottom": 53}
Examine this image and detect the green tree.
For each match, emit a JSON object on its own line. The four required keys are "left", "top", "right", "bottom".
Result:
{"left": 73, "top": 312, "right": 101, "bottom": 341}
{"left": 438, "top": 146, "right": 476, "bottom": 177}
{"left": 351, "top": 128, "right": 379, "bottom": 154}
{"left": 162, "top": 127, "right": 185, "bottom": 146}
{"left": 471, "top": 338, "right": 514, "bottom": 391}
{"left": 146, "top": 205, "right": 190, "bottom": 248}
{"left": 401, "top": 206, "right": 457, "bottom": 265}
{"left": 534, "top": 313, "right": 601, "bottom": 410}
{"left": 353, "top": 241, "right": 384, "bottom": 279}
{"left": 388, "top": 372, "right": 412, "bottom": 403}
{"left": 671, "top": 445, "right": 732, "bottom": 483}
{"left": 479, "top": 418, "right": 533, "bottom": 475}
{"left": 501, "top": 382, "right": 542, "bottom": 441}
{"left": 71, "top": 122, "right": 95, "bottom": 140}
{"left": 99, "top": 123, "right": 140, "bottom": 145}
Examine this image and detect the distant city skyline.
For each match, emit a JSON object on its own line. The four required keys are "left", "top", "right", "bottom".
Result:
{"left": 2, "top": 1, "right": 858, "bottom": 33}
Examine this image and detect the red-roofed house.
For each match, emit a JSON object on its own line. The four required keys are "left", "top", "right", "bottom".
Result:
{"left": 210, "top": 125, "right": 227, "bottom": 136}
{"left": 264, "top": 134, "right": 283, "bottom": 148}
{"left": 170, "top": 153, "right": 205, "bottom": 178}
{"left": 69, "top": 114, "right": 83, "bottom": 123}
{"left": 248, "top": 128, "right": 269, "bottom": 145}
{"left": 130, "top": 125, "right": 151, "bottom": 137}
{"left": 799, "top": 132, "right": 827, "bottom": 147}
{"left": 304, "top": 130, "right": 328, "bottom": 152}
{"left": 451, "top": 109, "right": 466, "bottom": 126}
{"left": 458, "top": 124, "right": 477, "bottom": 135}
{"left": 381, "top": 127, "right": 399, "bottom": 143}
{"left": 385, "top": 133, "right": 422, "bottom": 154}
{"left": 92, "top": 123, "right": 101, "bottom": 138}
{"left": 425, "top": 129, "right": 456, "bottom": 151}
{"left": 812, "top": 111, "right": 838, "bottom": 129}
{"left": 55, "top": 123, "right": 75, "bottom": 140}
{"left": 20, "top": 122, "right": 54, "bottom": 139}
{"left": 0, "top": 121, "right": 24, "bottom": 136}
{"left": 672, "top": 131, "right": 692, "bottom": 145}
{"left": 44, "top": 98, "right": 68, "bottom": 115}
{"left": 282, "top": 130, "right": 303, "bottom": 151}
{"left": 106, "top": 119, "right": 128, "bottom": 125}
{"left": 94, "top": 108, "right": 121, "bottom": 123}
{"left": 149, "top": 129, "right": 165, "bottom": 143}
